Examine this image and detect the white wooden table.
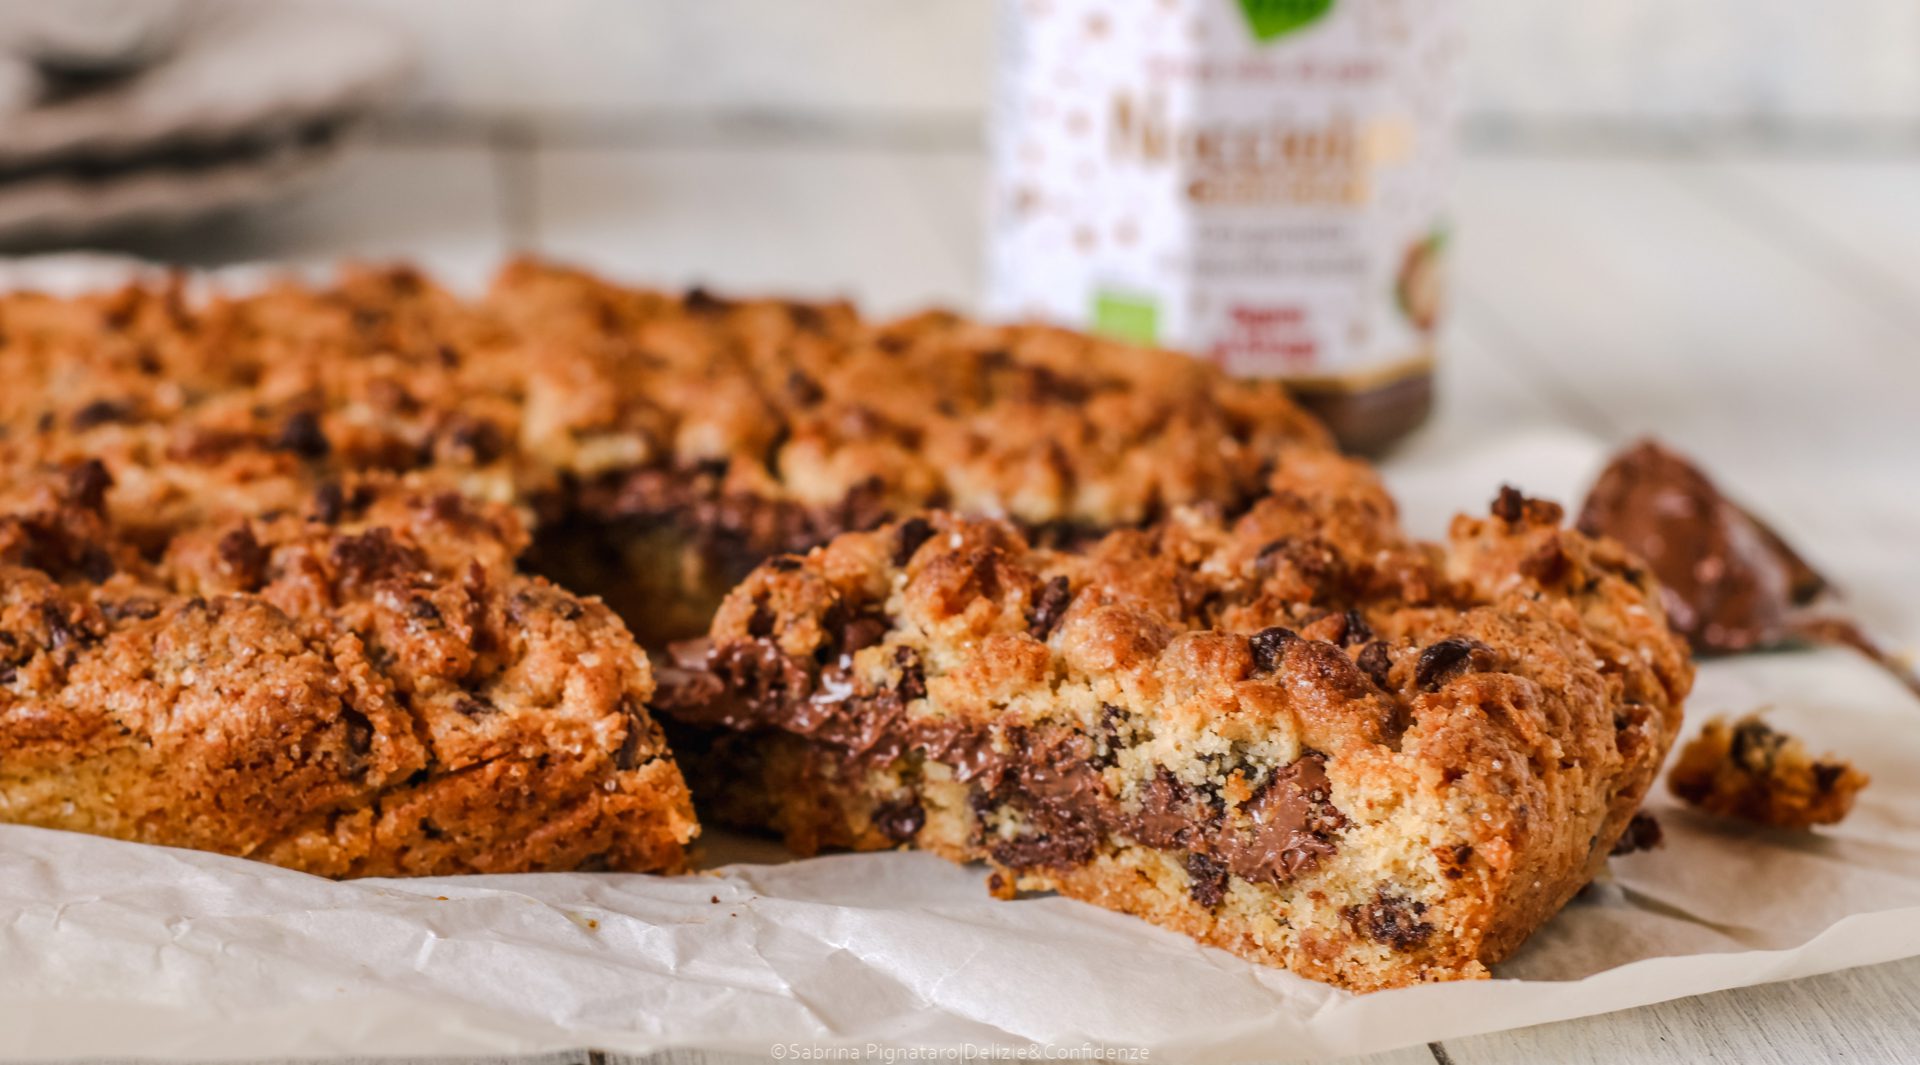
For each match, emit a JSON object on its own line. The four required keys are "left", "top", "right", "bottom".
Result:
{"left": 91, "top": 121, "right": 1920, "bottom": 1064}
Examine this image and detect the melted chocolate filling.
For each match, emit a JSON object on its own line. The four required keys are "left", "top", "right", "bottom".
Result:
{"left": 659, "top": 638, "right": 1347, "bottom": 887}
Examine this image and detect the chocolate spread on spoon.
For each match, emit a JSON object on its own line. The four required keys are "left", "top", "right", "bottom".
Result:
{"left": 1578, "top": 439, "right": 1919, "bottom": 698}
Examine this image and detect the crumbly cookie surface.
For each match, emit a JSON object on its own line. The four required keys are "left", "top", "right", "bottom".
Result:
{"left": 0, "top": 461, "right": 697, "bottom": 876}
{"left": 0, "top": 261, "right": 1331, "bottom": 644}
{"left": 663, "top": 475, "right": 1694, "bottom": 991}
{"left": 0, "top": 258, "right": 1331, "bottom": 870}
{"left": 1669, "top": 715, "right": 1868, "bottom": 830}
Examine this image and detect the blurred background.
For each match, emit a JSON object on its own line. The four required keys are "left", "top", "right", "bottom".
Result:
{"left": 1, "top": 0, "right": 1915, "bottom": 641}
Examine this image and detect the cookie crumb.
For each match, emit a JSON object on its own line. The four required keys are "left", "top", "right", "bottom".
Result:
{"left": 1669, "top": 714, "right": 1869, "bottom": 830}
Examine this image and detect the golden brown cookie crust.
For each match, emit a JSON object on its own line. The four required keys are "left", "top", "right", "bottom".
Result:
{"left": 664, "top": 476, "right": 1693, "bottom": 990}
{"left": 0, "top": 463, "right": 697, "bottom": 876}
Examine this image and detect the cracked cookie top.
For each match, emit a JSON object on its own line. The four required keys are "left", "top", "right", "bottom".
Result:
{"left": 0, "top": 259, "right": 1332, "bottom": 556}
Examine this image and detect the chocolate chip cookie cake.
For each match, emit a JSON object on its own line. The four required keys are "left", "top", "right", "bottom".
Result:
{"left": 0, "top": 259, "right": 1331, "bottom": 876}
{"left": 1, "top": 260, "right": 1697, "bottom": 988}
{"left": 660, "top": 477, "right": 1693, "bottom": 990}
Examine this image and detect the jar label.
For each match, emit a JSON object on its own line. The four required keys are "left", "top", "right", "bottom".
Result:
{"left": 985, "top": 0, "right": 1461, "bottom": 385}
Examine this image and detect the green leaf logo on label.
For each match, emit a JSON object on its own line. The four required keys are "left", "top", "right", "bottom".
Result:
{"left": 1237, "top": 0, "right": 1335, "bottom": 42}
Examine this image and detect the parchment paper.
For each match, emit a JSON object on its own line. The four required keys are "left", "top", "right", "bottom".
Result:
{"left": 3, "top": 258, "right": 1918, "bottom": 1061}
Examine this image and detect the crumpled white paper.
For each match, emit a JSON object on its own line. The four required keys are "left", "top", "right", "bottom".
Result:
{"left": 3, "top": 257, "right": 1918, "bottom": 1061}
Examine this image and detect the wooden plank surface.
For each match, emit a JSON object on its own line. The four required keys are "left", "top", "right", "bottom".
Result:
{"left": 80, "top": 131, "right": 1920, "bottom": 1065}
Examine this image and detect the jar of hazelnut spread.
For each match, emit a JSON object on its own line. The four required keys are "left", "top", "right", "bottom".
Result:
{"left": 985, "top": 0, "right": 1460, "bottom": 453}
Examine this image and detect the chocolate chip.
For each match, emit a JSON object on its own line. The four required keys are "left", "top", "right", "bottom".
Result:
{"left": 1414, "top": 637, "right": 1496, "bottom": 691}
{"left": 613, "top": 704, "right": 655, "bottom": 770}
{"left": 39, "top": 600, "right": 90, "bottom": 651}
{"left": 1341, "top": 609, "right": 1373, "bottom": 647}
{"left": 273, "top": 411, "right": 331, "bottom": 459}
{"left": 767, "top": 555, "right": 804, "bottom": 572}
{"left": 1730, "top": 718, "right": 1783, "bottom": 773}
{"left": 64, "top": 459, "right": 112, "bottom": 513}
{"left": 103, "top": 597, "right": 160, "bottom": 621}
{"left": 451, "top": 695, "right": 493, "bottom": 718}
{"left": 338, "top": 703, "right": 374, "bottom": 774}
{"left": 1356, "top": 640, "right": 1394, "bottom": 689}
{"left": 1609, "top": 811, "right": 1665, "bottom": 855}
{"left": 1812, "top": 762, "right": 1848, "bottom": 792}
{"left": 329, "top": 528, "right": 426, "bottom": 586}
{"left": 408, "top": 597, "right": 442, "bottom": 622}
{"left": 71, "top": 399, "right": 129, "bottom": 430}
{"left": 872, "top": 799, "right": 926, "bottom": 843}
{"left": 1347, "top": 890, "right": 1433, "bottom": 950}
{"left": 78, "top": 547, "right": 115, "bottom": 584}
{"left": 216, "top": 525, "right": 268, "bottom": 591}
{"left": 840, "top": 613, "right": 889, "bottom": 656}
{"left": 786, "top": 370, "right": 825, "bottom": 406}
{"left": 443, "top": 417, "right": 506, "bottom": 464}
{"left": 1185, "top": 851, "right": 1230, "bottom": 909}
{"left": 1249, "top": 627, "right": 1298, "bottom": 673}
{"left": 555, "top": 598, "right": 585, "bottom": 621}
{"left": 1492, "top": 484, "right": 1527, "bottom": 523}
{"left": 894, "top": 645, "right": 927, "bottom": 701}
{"left": 684, "top": 286, "right": 730, "bottom": 314}
{"left": 894, "top": 516, "right": 934, "bottom": 567}
{"left": 310, "top": 482, "right": 346, "bottom": 524}
{"left": 1026, "top": 576, "right": 1073, "bottom": 640}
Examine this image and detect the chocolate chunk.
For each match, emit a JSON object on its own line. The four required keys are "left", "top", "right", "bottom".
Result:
{"left": 1578, "top": 439, "right": 1824, "bottom": 654}
{"left": 839, "top": 612, "right": 889, "bottom": 656}
{"left": 872, "top": 799, "right": 926, "bottom": 843}
{"left": 273, "top": 411, "right": 331, "bottom": 459}
{"left": 408, "top": 597, "right": 443, "bottom": 622}
{"left": 216, "top": 525, "right": 269, "bottom": 591}
{"left": 1356, "top": 640, "right": 1394, "bottom": 689}
{"left": 1609, "top": 811, "right": 1664, "bottom": 855}
{"left": 1414, "top": 637, "right": 1496, "bottom": 691}
{"left": 894, "top": 516, "right": 934, "bottom": 567}
{"left": 1340, "top": 609, "right": 1373, "bottom": 647}
{"left": 71, "top": 399, "right": 130, "bottom": 430}
{"left": 1185, "top": 851, "right": 1230, "bottom": 909}
{"left": 64, "top": 459, "right": 113, "bottom": 513}
{"left": 1491, "top": 484, "right": 1526, "bottom": 523}
{"left": 1248, "top": 627, "right": 1298, "bottom": 674}
{"left": 443, "top": 417, "right": 506, "bottom": 464}
{"left": 1027, "top": 576, "right": 1073, "bottom": 640}
{"left": 329, "top": 528, "right": 426, "bottom": 586}
{"left": 1347, "top": 890, "right": 1433, "bottom": 950}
